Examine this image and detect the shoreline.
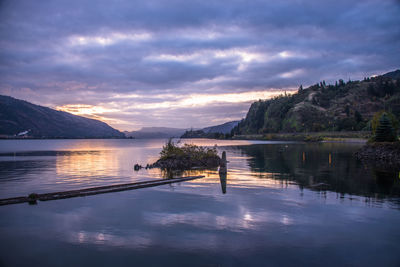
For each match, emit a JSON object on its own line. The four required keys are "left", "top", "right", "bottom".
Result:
{"left": 232, "top": 131, "right": 370, "bottom": 142}
{"left": 0, "top": 137, "right": 128, "bottom": 140}
{"left": 0, "top": 133, "right": 370, "bottom": 143}
{"left": 180, "top": 131, "right": 370, "bottom": 143}
{"left": 355, "top": 142, "right": 400, "bottom": 168}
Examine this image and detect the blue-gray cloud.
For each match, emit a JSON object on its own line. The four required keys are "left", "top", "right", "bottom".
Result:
{"left": 0, "top": 0, "right": 399, "bottom": 130}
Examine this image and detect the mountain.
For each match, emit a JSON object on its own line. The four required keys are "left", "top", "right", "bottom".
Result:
{"left": 127, "top": 121, "right": 239, "bottom": 139}
{"left": 202, "top": 121, "right": 239, "bottom": 134}
{"left": 383, "top": 69, "right": 400, "bottom": 79}
{"left": 232, "top": 70, "right": 400, "bottom": 135}
{"left": 0, "top": 95, "right": 124, "bottom": 138}
{"left": 181, "top": 121, "right": 239, "bottom": 138}
{"left": 125, "top": 127, "right": 188, "bottom": 139}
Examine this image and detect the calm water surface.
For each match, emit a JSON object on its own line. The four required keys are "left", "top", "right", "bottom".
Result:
{"left": 0, "top": 139, "right": 399, "bottom": 266}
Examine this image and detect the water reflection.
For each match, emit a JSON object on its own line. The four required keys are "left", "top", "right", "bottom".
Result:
{"left": 235, "top": 143, "right": 400, "bottom": 204}
{"left": 1, "top": 140, "right": 400, "bottom": 266}
{"left": 55, "top": 150, "right": 118, "bottom": 180}
{"left": 219, "top": 172, "right": 227, "bottom": 194}
{"left": 0, "top": 140, "right": 167, "bottom": 197}
{"left": 0, "top": 139, "right": 399, "bottom": 208}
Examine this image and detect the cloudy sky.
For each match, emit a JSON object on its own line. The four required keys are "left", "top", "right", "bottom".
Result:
{"left": 1, "top": 0, "right": 399, "bottom": 131}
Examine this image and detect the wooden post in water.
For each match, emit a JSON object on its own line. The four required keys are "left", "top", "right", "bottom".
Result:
{"left": 219, "top": 151, "right": 227, "bottom": 194}
{"left": 219, "top": 151, "right": 227, "bottom": 174}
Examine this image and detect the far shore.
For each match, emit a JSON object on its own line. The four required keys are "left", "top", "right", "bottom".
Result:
{"left": 0, "top": 131, "right": 373, "bottom": 143}
{"left": 229, "top": 131, "right": 370, "bottom": 143}
{"left": 0, "top": 136, "right": 128, "bottom": 140}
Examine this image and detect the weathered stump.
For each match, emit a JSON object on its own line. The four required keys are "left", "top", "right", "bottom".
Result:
{"left": 134, "top": 164, "right": 142, "bottom": 171}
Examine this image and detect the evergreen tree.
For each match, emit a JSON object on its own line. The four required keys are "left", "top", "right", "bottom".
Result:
{"left": 354, "top": 110, "right": 362, "bottom": 123}
{"left": 373, "top": 113, "right": 397, "bottom": 142}
{"left": 345, "top": 105, "right": 350, "bottom": 117}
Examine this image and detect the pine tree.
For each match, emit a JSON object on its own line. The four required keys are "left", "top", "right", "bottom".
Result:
{"left": 373, "top": 113, "right": 397, "bottom": 142}
{"left": 298, "top": 85, "right": 303, "bottom": 92}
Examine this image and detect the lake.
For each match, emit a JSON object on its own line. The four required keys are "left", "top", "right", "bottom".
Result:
{"left": 0, "top": 139, "right": 399, "bottom": 266}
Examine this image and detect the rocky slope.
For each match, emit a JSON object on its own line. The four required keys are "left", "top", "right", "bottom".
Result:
{"left": 355, "top": 142, "right": 400, "bottom": 167}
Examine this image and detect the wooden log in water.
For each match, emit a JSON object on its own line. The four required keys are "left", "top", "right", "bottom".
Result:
{"left": 0, "top": 176, "right": 204, "bottom": 206}
{"left": 219, "top": 151, "right": 227, "bottom": 174}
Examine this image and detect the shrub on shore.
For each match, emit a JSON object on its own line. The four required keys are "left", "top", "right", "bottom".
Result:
{"left": 152, "top": 139, "right": 221, "bottom": 170}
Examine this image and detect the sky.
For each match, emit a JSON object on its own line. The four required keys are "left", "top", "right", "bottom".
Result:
{"left": 1, "top": 0, "right": 399, "bottom": 131}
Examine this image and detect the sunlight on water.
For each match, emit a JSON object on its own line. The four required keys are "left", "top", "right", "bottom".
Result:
{"left": 0, "top": 139, "right": 292, "bottom": 197}
{"left": 0, "top": 139, "right": 399, "bottom": 207}
{"left": 55, "top": 151, "right": 118, "bottom": 181}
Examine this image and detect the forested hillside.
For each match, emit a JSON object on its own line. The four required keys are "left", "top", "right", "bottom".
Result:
{"left": 0, "top": 95, "right": 124, "bottom": 138}
{"left": 232, "top": 70, "right": 400, "bottom": 135}
{"left": 181, "top": 121, "right": 239, "bottom": 138}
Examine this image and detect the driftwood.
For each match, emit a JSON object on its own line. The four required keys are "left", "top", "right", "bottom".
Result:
{"left": 0, "top": 176, "right": 204, "bottom": 206}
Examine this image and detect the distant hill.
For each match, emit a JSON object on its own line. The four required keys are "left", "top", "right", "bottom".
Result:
{"left": 202, "top": 121, "right": 239, "bottom": 134}
{"left": 181, "top": 121, "right": 239, "bottom": 138}
{"left": 0, "top": 95, "right": 124, "bottom": 138}
{"left": 232, "top": 70, "right": 400, "bottom": 135}
{"left": 125, "top": 127, "right": 188, "bottom": 139}
{"left": 127, "top": 121, "right": 239, "bottom": 139}
{"left": 383, "top": 69, "right": 400, "bottom": 79}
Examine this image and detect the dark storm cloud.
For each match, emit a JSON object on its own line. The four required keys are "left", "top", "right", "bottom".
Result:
{"left": 0, "top": 0, "right": 399, "bottom": 129}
